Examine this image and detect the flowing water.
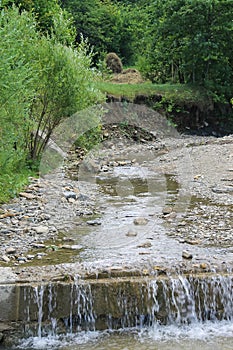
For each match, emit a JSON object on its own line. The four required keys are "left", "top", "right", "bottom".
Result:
{"left": 3, "top": 273, "right": 232, "bottom": 350}
{"left": 1, "top": 155, "right": 232, "bottom": 349}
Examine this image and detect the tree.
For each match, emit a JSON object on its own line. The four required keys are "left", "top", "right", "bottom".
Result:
{"left": 0, "top": 5, "right": 103, "bottom": 201}
{"left": 61, "top": 0, "right": 122, "bottom": 59}
{"left": 28, "top": 36, "right": 104, "bottom": 160}
{"left": 0, "top": 6, "right": 40, "bottom": 200}
{"left": 142, "top": 0, "right": 233, "bottom": 100}
{"left": 0, "top": 0, "right": 76, "bottom": 43}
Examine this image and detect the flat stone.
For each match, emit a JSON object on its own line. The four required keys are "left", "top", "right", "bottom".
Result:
{"left": 31, "top": 243, "right": 46, "bottom": 249}
{"left": 6, "top": 247, "right": 17, "bottom": 255}
{"left": 1, "top": 255, "right": 11, "bottom": 263}
{"left": 17, "top": 257, "right": 27, "bottom": 262}
{"left": 19, "top": 192, "right": 36, "bottom": 200}
{"left": 0, "top": 212, "right": 17, "bottom": 219}
{"left": 34, "top": 225, "right": 49, "bottom": 234}
{"left": 27, "top": 255, "right": 35, "bottom": 260}
{"left": 162, "top": 206, "right": 173, "bottom": 215}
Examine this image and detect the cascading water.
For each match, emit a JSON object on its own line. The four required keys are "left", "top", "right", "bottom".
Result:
{"left": 14, "top": 273, "right": 233, "bottom": 350}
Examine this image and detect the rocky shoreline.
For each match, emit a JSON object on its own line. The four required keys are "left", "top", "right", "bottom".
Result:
{"left": 0, "top": 133, "right": 232, "bottom": 270}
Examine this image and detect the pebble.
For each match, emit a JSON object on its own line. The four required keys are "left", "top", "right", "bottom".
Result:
{"left": 63, "top": 191, "right": 77, "bottom": 200}
{"left": 200, "top": 263, "right": 208, "bottom": 269}
{"left": 182, "top": 250, "right": 193, "bottom": 259}
{"left": 134, "top": 217, "right": 148, "bottom": 225}
{"left": 126, "top": 230, "right": 138, "bottom": 237}
{"left": 162, "top": 206, "right": 173, "bottom": 215}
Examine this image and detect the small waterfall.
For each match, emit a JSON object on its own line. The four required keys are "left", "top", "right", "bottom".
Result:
{"left": 21, "top": 273, "right": 233, "bottom": 339}
{"left": 147, "top": 274, "right": 233, "bottom": 326}
{"left": 65, "top": 276, "right": 95, "bottom": 334}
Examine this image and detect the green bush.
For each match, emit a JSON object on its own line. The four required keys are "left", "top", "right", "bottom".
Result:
{"left": 0, "top": 6, "right": 104, "bottom": 202}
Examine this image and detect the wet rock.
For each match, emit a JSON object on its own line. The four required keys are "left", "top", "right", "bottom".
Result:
{"left": 17, "top": 256, "right": 27, "bottom": 262}
{"left": 32, "top": 243, "right": 46, "bottom": 249}
{"left": 126, "top": 230, "right": 137, "bottom": 237}
{"left": 86, "top": 220, "right": 101, "bottom": 226}
{"left": 162, "top": 206, "right": 173, "bottom": 215}
{"left": 26, "top": 255, "right": 35, "bottom": 260}
{"left": 182, "top": 250, "right": 193, "bottom": 259}
{"left": 63, "top": 191, "right": 77, "bottom": 200}
{"left": 134, "top": 217, "right": 148, "bottom": 225}
{"left": 153, "top": 266, "right": 167, "bottom": 275}
{"left": 34, "top": 225, "right": 49, "bottom": 234}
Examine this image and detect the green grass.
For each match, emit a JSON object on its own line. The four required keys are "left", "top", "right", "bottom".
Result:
{"left": 95, "top": 81, "right": 208, "bottom": 105}
{"left": 0, "top": 168, "right": 36, "bottom": 204}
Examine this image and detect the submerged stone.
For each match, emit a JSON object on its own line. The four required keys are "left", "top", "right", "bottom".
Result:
{"left": 133, "top": 217, "right": 148, "bottom": 225}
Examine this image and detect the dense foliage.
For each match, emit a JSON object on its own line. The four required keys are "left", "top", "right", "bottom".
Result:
{"left": 60, "top": 0, "right": 148, "bottom": 65}
{"left": 141, "top": 0, "right": 233, "bottom": 100}
{"left": 0, "top": 4, "right": 103, "bottom": 202}
{"left": 60, "top": 0, "right": 233, "bottom": 100}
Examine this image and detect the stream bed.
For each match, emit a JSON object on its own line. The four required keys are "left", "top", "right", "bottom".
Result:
{"left": 0, "top": 136, "right": 232, "bottom": 349}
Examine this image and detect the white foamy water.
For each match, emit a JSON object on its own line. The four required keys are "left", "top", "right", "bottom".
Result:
{"left": 15, "top": 321, "right": 233, "bottom": 350}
